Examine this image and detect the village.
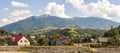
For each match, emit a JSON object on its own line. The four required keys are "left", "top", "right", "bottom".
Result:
{"left": 0, "top": 32, "right": 111, "bottom": 53}
{"left": 0, "top": 30, "right": 109, "bottom": 47}
{"left": 0, "top": 26, "right": 120, "bottom": 53}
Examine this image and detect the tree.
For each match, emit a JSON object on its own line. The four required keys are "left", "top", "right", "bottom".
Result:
{"left": 0, "top": 30, "right": 9, "bottom": 35}
{"left": 104, "top": 26, "right": 120, "bottom": 46}
{"left": 52, "top": 34, "right": 61, "bottom": 38}
{"left": 108, "top": 36, "right": 120, "bottom": 46}
{"left": 26, "top": 33, "right": 36, "bottom": 45}
{"left": 119, "top": 25, "right": 120, "bottom": 28}
{"left": 71, "top": 37, "right": 82, "bottom": 43}
{"left": 37, "top": 37, "right": 47, "bottom": 45}
{"left": 0, "top": 38, "right": 4, "bottom": 45}
{"left": 104, "top": 28, "right": 119, "bottom": 37}
{"left": 35, "top": 34, "right": 47, "bottom": 46}
{"left": 5, "top": 37, "right": 13, "bottom": 45}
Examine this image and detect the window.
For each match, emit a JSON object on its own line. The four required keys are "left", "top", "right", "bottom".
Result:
{"left": 20, "top": 40, "right": 23, "bottom": 42}
{"left": 24, "top": 40, "right": 27, "bottom": 43}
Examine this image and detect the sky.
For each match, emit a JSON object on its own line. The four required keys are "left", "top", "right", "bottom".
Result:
{"left": 0, "top": 0, "right": 120, "bottom": 27}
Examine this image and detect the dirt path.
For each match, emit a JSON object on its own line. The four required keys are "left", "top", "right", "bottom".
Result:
{"left": 0, "top": 51, "right": 29, "bottom": 53}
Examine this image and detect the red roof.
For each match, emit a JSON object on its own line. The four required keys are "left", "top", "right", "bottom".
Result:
{"left": 12, "top": 35, "right": 24, "bottom": 43}
{"left": 63, "top": 40, "right": 69, "bottom": 44}
{"left": 59, "top": 36, "right": 65, "bottom": 40}
{"left": 59, "top": 36, "right": 69, "bottom": 44}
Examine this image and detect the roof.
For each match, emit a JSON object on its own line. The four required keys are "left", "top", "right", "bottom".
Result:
{"left": 59, "top": 37, "right": 65, "bottom": 40}
{"left": 98, "top": 37, "right": 109, "bottom": 43}
{"left": 59, "top": 36, "right": 66, "bottom": 40}
{"left": 59, "top": 36, "right": 69, "bottom": 44}
{"left": 12, "top": 35, "right": 24, "bottom": 43}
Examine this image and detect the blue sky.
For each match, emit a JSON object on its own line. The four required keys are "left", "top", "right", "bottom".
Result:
{"left": 0, "top": 0, "right": 120, "bottom": 27}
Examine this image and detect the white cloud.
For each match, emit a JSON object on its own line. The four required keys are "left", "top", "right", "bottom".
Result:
{"left": 11, "top": 1, "right": 29, "bottom": 7}
{"left": 39, "top": 9, "right": 42, "bottom": 12}
{"left": 44, "top": 2, "right": 70, "bottom": 18}
{"left": 10, "top": 10, "right": 32, "bottom": 18}
{"left": 3, "top": 8, "right": 9, "bottom": 11}
{"left": 66, "top": 0, "right": 120, "bottom": 21}
{"left": 0, "top": 10, "right": 33, "bottom": 27}
{"left": 9, "top": 10, "right": 33, "bottom": 22}
{"left": 0, "top": 18, "right": 9, "bottom": 27}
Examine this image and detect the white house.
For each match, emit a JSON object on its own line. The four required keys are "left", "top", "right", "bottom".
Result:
{"left": 12, "top": 34, "right": 30, "bottom": 46}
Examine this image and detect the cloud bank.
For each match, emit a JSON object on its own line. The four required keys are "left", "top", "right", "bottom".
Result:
{"left": 66, "top": 0, "right": 120, "bottom": 20}
{"left": 44, "top": 2, "right": 70, "bottom": 18}
{"left": 0, "top": 10, "right": 33, "bottom": 27}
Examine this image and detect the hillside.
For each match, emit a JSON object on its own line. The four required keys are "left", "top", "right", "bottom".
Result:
{"left": 39, "top": 28, "right": 106, "bottom": 37}
{"left": 0, "top": 14, "right": 120, "bottom": 33}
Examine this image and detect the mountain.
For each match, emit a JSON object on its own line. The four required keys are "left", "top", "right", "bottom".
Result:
{"left": 72, "top": 17, "right": 120, "bottom": 29}
{"left": 0, "top": 14, "right": 120, "bottom": 33}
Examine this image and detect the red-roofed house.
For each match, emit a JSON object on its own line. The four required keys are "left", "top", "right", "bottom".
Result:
{"left": 12, "top": 34, "right": 30, "bottom": 46}
{"left": 59, "top": 36, "right": 69, "bottom": 45}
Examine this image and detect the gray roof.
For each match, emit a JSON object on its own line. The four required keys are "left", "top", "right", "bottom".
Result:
{"left": 98, "top": 37, "right": 109, "bottom": 43}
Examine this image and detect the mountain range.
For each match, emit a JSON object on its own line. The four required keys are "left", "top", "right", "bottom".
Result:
{"left": 0, "top": 14, "right": 120, "bottom": 33}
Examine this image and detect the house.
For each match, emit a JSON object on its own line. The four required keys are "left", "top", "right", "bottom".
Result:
{"left": 73, "top": 44, "right": 82, "bottom": 47}
{"left": 59, "top": 36, "right": 69, "bottom": 44}
{"left": 49, "top": 36, "right": 69, "bottom": 46}
{"left": 98, "top": 37, "right": 109, "bottom": 43}
{"left": 12, "top": 34, "right": 30, "bottom": 46}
